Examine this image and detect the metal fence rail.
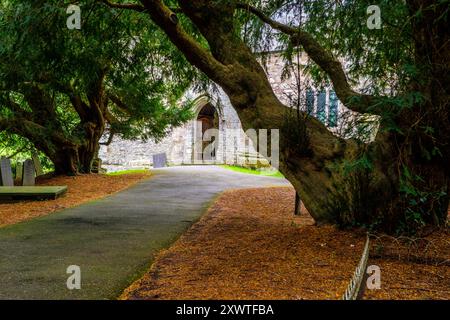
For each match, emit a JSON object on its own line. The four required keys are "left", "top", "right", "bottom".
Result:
{"left": 342, "top": 234, "right": 370, "bottom": 300}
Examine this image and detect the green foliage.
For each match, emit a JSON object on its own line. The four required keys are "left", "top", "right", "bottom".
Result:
{"left": 233, "top": 0, "right": 449, "bottom": 233}
{"left": 0, "top": 0, "right": 200, "bottom": 167}
{"left": 342, "top": 152, "right": 373, "bottom": 175}
{"left": 236, "top": 0, "right": 444, "bottom": 132}
{"left": 239, "top": 0, "right": 413, "bottom": 92}
{"left": 328, "top": 147, "right": 380, "bottom": 229}
{"left": 107, "top": 169, "right": 150, "bottom": 176}
{"left": 398, "top": 166, "right": 448, "bottom": 234}
{"left": 0, "top": 132, "right": 54, "bottom": 172}
{"left": 281, "top": 108, "right": 311, "bottom": 157}
{"left": 221, "top": 165, "right": 284, "bottom": 178}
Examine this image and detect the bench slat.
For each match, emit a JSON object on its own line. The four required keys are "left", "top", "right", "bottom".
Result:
{"left": 0, "top": 186, "right": 68, "bottom": 200}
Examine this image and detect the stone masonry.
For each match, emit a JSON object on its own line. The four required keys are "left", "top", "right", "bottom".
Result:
{"left": 99, "top": 53, "right": 355, "bottom": 172}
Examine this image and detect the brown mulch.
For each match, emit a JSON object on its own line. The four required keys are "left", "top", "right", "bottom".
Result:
{"left": 364, "top": 230, "right": 450, "bottom": 300}
{"left": 363, "top": 259, "right": 450, "bottom": 300}
{"left": 122, "top": 187, "right": 367, "bottom": 300}
{"left": 0, "top": 172, "right": 151, "bottom": 227}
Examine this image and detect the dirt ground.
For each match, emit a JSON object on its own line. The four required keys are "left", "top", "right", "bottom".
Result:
{"left": 122, "top": 187, "right": 367, "bottom": 300}
{"left": 2, "top": 175, "right": 447, "bottom": 299}
{"left": 364, "top": 231, "right": 450, "bottom": 300}
{"left": 122, "top": 187, "right": 449, "bottom": 300}
{"left": 0, "top": 172, "right": 151, "bottom": 227}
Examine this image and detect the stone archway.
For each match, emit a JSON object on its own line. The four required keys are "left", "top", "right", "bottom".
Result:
{"left": 197, "top": 103, "right": 219, "bottom": 160}
{"left": 191, "top": 95, "right": 223, "bottom": 164}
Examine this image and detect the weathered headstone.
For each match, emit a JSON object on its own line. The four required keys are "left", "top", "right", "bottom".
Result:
{"left": 0, "top": 158, "right": 14, "bottom": 186}
{"left": 152, "top": 153, "right": 167, "bottom": 168}
{"left": 16, "top": 162, "right": 23, "bottom": 181}
{"left": 22, "top": 159, "right": 36, "bottom": 186}
{"left": 92, "top": 158, "right": 102, "bottom": 173}
{"left": 32, "top": 153, "right": 44, "bottom": 176}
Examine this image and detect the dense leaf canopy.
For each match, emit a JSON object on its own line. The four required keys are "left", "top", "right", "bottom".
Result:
{"left": 0, "top": 0, "right": 202, "bottom": 168}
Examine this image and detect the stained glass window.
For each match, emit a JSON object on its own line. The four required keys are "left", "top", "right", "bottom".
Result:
{"left": 317, "top": 91, "right": 326, "bottom": 123}
{"left": 329, "top": 91, "right": 338, "bottom": 127}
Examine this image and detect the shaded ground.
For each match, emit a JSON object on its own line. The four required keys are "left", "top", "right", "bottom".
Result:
{"left": 0, "top": 166, "right": 288, "bottom": 299}
{"left": 363, "top": 258, "right": 449, "bottom": 299}
{"left": 122, "top": 187, "right": 367, "bottom": 300}
{"left": 0, "top": 172, "right": 151, "bottom": 227}
{"left": 364, "top": 231, "right": 450, "bottom": 300}
{"left": 122, "top": 187, "right": 449, "bottom": 300}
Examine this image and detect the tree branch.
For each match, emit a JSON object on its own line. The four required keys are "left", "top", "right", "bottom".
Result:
{"left": 0, "top": 95, "right": 33, "bottom": 120}
{"left": 0, "top": 116, "right": 74, "bottom": 147}
{"left": 99, "top": 0, "right": 146, "bottom": 12}
{"left": 6, "top": 145, "right": 30, "bottom": 159}
{"left": 136, "top": 0, "right": 229, "bottom": 84}
{"left": 100, "top": 130, "right": 115, "bottom": 146}
{"left": 104, "top": 108, "right": 121, "bottom": 126}
{"left": 21, "top": 84, "right": 59, "bottom": 124}
{"left": 236, "top": 3, "right": 386, "bottom": 115}
{"left": 54, "top": 82, "right": 91, "bottom": 121}
{"left": 107, "top": 93, "right": 133, "bottom": 116}
{"left": 70, "top": 94, "right": 91, "bottom": 121}
{"left": 236, "top": 3, "right": 297, "bottom": 35}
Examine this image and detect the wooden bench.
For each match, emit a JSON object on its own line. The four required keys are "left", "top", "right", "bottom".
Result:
{"left": 0, "top": 186, "right": 68, "bottom": 201}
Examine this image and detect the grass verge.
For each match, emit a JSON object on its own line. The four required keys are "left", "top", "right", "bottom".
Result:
{"left": 221, "top": 165, "right": 284, "bottom": 178}
{"left": 107, "top": 169, "right": 151, "bottom": 176}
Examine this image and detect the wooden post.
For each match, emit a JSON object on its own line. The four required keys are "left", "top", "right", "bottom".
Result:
{"left": 294, "top": 192, "right": 302, "bottom": 216}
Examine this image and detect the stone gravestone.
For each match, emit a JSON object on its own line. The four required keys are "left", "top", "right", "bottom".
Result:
{"left": 16, "top": 162, "right": 23, "bottom": 181}
{"left": 32, "top": 153, "right": 44, "bottom": 177}
{"left": 22, "top": 159, "right": 36, "bottom": 186}
{"left": 0, "top": 158, "right": 14, "bottom": 186}
{"left": 152, "top": 153, "right": 167, "bottom": 168}
{"left": 92, "top": 158, "right": 102, "bottom": 173}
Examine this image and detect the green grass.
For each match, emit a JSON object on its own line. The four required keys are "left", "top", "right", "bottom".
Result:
{"left": 106, "top": 169, "right": 151, "bottom": 176}
{"left": 0, "top": 186, "right": 67, "bottom": 200}
{"left": 221, "top": 165, "right": 284, "bottom": 178}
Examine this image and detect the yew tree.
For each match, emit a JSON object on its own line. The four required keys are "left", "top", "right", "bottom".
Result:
{"left": 0, "top": 0, "right": 196, "bottom": 174}
{"left": 101, "top": 0, "right": 449, "bottom": 234}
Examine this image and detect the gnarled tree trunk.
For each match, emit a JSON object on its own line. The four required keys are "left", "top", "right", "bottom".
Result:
{"left": 128, "top": 0, "right": 448, "bottom": 233}
{"left": 1, "top": 78, "right": 108, "bottom": 175}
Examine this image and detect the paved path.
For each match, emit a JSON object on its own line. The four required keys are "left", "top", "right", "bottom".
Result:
{"left": 0, "top": 166, "right": 289, "bottom": 299}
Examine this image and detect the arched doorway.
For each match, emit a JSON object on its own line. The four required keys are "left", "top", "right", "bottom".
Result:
{"left": 193, "top": 103, "right": 220, "bottom": 163}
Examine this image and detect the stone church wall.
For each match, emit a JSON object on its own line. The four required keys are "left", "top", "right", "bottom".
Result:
{"left": 99, "top": 53, "right": 363, "bottom": 172}
{"left": 99, "top": 90, "right": 255, "bottom": 172}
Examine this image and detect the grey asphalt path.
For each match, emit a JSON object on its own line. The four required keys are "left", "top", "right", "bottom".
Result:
{"left": 0, "top": 166, "right": 290, "bottom": 299}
